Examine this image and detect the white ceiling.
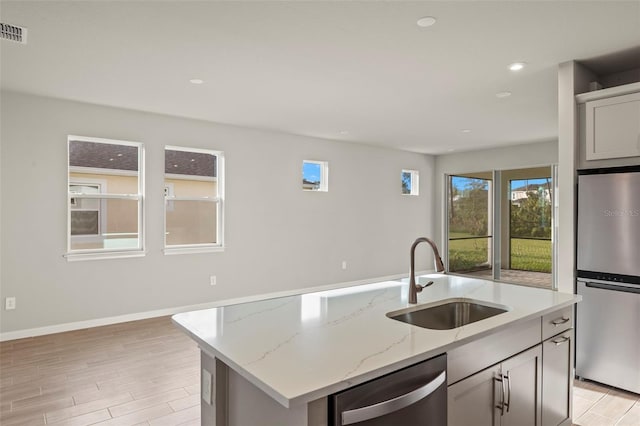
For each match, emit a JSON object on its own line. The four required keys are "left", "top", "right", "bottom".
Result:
{"left": 1, "top": 1, "right": 639, "bottom": 154}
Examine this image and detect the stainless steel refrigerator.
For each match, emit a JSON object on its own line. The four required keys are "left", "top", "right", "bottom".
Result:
{"left": 576, "top": 166, "right": 640, "bottom": 394}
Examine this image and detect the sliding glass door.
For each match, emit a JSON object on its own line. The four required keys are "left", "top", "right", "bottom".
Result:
{"left": 509, "top": 177, "right": 552, "bottom": 273}
{"left": 447, "top": 173, "right": 493, "bottom": 275}
{"left": 445, "top": 166, "right": 555, "bottom": 289}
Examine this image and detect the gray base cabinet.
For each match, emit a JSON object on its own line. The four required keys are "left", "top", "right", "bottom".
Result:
{"left": 448, "top": 364, "right": 501, "bottom": 426}
{"left": 448, "top": 346, "right": 542, "bottom": 426}
{"left": 448, "top": 307, "right": 574, "bottom": 426}
{"left": 502, "top": 346, "right": 542, "bottom": 426}
{"left": 542, "top": 330, "right": 573, "bottom": 426}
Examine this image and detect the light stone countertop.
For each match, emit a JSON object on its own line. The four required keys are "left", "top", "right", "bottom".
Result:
{"left": 172, "top": 274, "right": 580, "bottom": 408}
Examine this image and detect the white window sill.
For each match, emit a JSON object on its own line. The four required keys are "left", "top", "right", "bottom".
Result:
{"left": 163, "top": 245, "right": 225, "bottom": 256}
{"left": 64, "top": 250, "right": 146, "bottom": 262}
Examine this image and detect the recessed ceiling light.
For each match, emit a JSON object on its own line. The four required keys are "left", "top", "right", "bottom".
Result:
{"left": 461, "top": 129, "right": 471, "bottom": 133}
{"left": 117, "top": 153, "right": 123, "bottom": 157}
{"left": 174, "top": 164, "right": 179, "bottom": 168}
{"left": 189, "top": 79, "right": 204, "bottom": 84}
{"left": 509, "top": 62, "right": 526, "bottom": 71}
{"left": 109, "top": 158, "right": 114, "bottom": 161}
{"left": 417, "top": 16, "right": 437, "bottom": 27}
{"left": 496, "top": 91, "right": 512, "bottom": 98}
{"left": 190, "top": 159, "right": 196, "bottom": 162}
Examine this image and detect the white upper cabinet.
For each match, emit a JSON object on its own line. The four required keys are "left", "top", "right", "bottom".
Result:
{"left": 579, "top": 84, "right": 640, "bottom": 161}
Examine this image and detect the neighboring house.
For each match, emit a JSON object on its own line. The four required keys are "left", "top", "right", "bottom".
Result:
{"left": 510, "top": 184, "right": 551, "bottom": 206}
{"left": 69, "top": 141, "right": 217, "bottom": 249}
{"left": 302, "top": 179, "right": 320, "bottom": 191}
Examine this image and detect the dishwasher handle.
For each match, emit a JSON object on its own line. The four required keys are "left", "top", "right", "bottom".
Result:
{"left": 585, "top": 281, "right": 640, "bottom": 295}
{"left": 341, "top": 371, "right": 446, "bottom": 425}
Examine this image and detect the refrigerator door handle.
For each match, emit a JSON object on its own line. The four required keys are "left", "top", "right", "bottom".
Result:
{"left": 585, "top": 282, "right": 640, "bottom": 295}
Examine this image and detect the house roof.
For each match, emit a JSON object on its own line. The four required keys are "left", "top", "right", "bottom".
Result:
{"left": 69, "top": 140, "right": 216, "bottom": 177}
{"left": 69, "top": 140, "right": 138, "bottom": 172}
{"left": 165, "top": 149, "right": 216, "bottom": 178}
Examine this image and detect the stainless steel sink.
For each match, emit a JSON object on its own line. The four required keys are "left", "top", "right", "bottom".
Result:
{"left": 387, "top": 298, "right": 509, "bottom": 330}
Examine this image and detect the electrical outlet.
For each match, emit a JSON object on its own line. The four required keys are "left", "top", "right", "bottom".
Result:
{"left": 202, "top": 368, "right": 213, "bottom": 405}
{"left": 209, "top": 275, "right": 216, "bottom": 286}
{"left": 5, "top": 297, "right": 16, "bottom": 310}
{"left": 341, "top": 261, "right": 347, "bottom": 270}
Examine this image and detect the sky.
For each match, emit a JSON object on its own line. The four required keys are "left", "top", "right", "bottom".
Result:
{"left": 303, "top": 161, "right": 321, "bottom": 183}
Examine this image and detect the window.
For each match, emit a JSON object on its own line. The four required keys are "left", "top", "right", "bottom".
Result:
{"left": 164, "top": 146, "right": 223, "bottom": 253}
{"left": 302, "top": 160, "right": 328, "bottom": 192}
{"left": 66, "top": 136, "right": 144, "bottom": 259}
{"left": 402, "top": 170, "right": 419, "bottom": 195}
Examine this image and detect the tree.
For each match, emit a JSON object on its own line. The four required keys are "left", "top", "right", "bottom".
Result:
{"left": 449, "top": 178, "right": 489, "bottom": 236}
{"left": 511, "top": 190, "right": 551, "bottom": 239}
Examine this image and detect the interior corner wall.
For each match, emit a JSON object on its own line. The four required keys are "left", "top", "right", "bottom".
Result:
{"left": 557, "top": 61, "right": 597, "bottom": 295}
{"left": 0, "top": 91, "right": 434, "bottom": 335}
{"left": 433, "top": 140, "right": 559, "bottom": 264}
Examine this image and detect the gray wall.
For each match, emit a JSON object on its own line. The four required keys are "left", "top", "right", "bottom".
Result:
{"left": 0, "top": 91, "right": 434, "bottom": 335}
{"left": 433, "top": 140, "right": 558, "bottom": 262}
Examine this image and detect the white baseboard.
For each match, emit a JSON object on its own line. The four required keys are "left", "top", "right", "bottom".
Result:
{"left": 0, "top": 271, "right": 429, "bottom": 342}
{"left": 0, "top": 302, "right": 215, "bottom": 342}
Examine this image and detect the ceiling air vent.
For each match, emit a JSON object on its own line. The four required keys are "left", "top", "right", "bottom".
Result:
{"left": 1, "top": 23, "right": 27, "bottom": 44}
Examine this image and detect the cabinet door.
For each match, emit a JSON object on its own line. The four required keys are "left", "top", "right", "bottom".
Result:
{"left": 501, "top": 345, "right": 542, "bottom": 426}
{"left": 542, "top": 331, "right": 573, "bottom": 426}
{"left": 448, "top": 364, "right": 501, "bottom": 426}
{"left": 585, "top": 91, "right": 640, "bottom": 160}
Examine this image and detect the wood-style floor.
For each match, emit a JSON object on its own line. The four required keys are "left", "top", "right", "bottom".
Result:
{"left": 1, "top": 316, "right": 639, "bottom": 425}
{"left": 0, "top": 317, "right": 200, "bottom": 426}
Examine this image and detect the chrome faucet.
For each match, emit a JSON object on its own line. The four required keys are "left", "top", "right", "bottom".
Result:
{"left": 409, "top": 237, "right": 445, "bottom": 304}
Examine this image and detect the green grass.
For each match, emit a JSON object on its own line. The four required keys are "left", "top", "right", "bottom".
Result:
{"left": 448, "top": 235, "right": 490, "bottom": 272}
{"left": 510, "top": 238, "right": 551, "bottom": 273}
{"left": 448, "top": 234, "right": 551, "bottom": 273}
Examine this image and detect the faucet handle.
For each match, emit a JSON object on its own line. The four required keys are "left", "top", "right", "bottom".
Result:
{"left": 415, "top": 280, "right": 435, "bottom": 292}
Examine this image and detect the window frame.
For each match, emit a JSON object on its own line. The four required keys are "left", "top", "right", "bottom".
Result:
{"left": 401, "top": 169, "right": 420, "bottom": 196}
{"left": 163, "top": 145, "right": 225, "bottom": 255}
{"left": 65, "top": 135, "right": 145, "bottom": 261}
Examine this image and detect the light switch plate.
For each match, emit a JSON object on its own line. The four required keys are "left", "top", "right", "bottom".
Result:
{"left": 202, "top": 368, "right": 213, "bottom": 405}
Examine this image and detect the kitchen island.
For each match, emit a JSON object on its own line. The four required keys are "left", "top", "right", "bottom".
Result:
{"left": 173, "top": 274, "right": 580, "bottom": 425}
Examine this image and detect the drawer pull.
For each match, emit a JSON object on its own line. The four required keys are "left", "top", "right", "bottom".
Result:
{"left": 504, "top": 373, "right": 511, "bottom": 413}
{"left": 551, "top": 317, "right": 570, "bottom": 326}
{"left": 494, "top": 376, "right": 506, "bottom": 416}
{"left": 552, "top": 336, "right": 570, "bottom": 346}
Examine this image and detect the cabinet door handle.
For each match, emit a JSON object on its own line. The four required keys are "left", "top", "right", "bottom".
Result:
{"left": 552, "top": 336, "right": 570, "bottom": 346}
{"left": 340, "top": 371, "right": 445, "bottom": 425}
{"left": 551, "top": 317, "right": 570, "bottom": 326}
{"left": 504, "top": 373, "right": 511, "bottom": 413}
{"left": 494, "top": 376, "right": 506, "bottom": 416}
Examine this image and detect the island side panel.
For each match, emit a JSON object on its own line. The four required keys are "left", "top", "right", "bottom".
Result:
{"left": 201, "top": 350, "right": 328, "bottom": 426}
{"left": 201, "top": 350, "right": 228, "bottom": 425}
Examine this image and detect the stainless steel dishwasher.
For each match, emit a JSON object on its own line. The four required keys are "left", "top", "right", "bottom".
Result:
{"left": 329, "top": 354, "right": 447, "bottom": 425}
